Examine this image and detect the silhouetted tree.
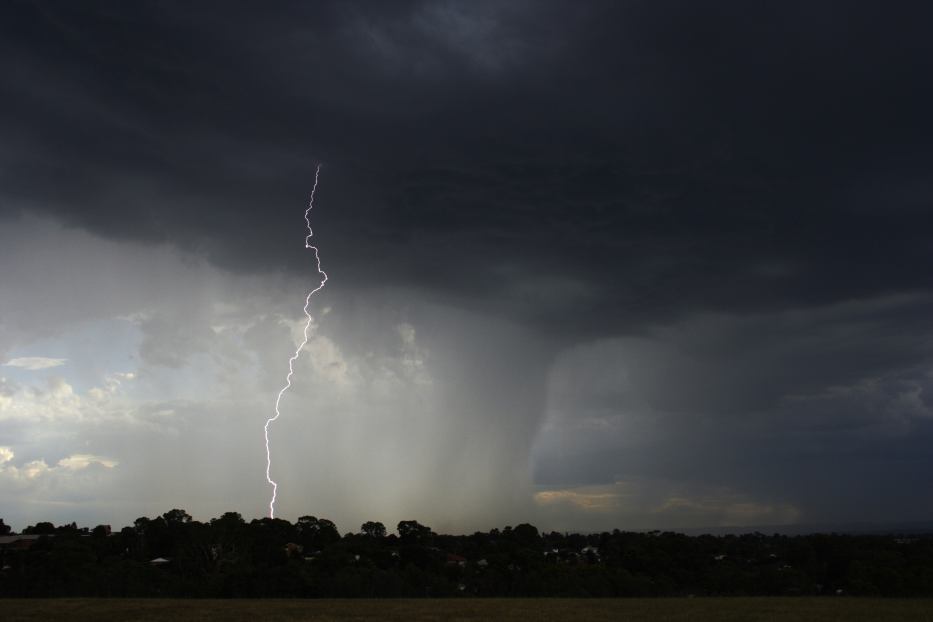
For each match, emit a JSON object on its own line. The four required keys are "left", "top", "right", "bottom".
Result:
{"left": 23, "top": 521, "right": 54, "bottom": 535}
{"left": 512, "top": 523, "right": 540, "bottom": 546}
{"left": 397, "top": 520, "right": 432, "bottom": 544}
{"left": 296, "top": 516, "right": 340, "bottom": 548}
{"left": 3, "top": 511, "right": 933, "bottom": 598}
{"left": 133, "top": 517, "right": 151, "bottom": 534}
{"left": 162, "top": 509, "right": 192, "bottom": 524}
{"left": 361, "top": 521, "right": 386, "bottom": 538}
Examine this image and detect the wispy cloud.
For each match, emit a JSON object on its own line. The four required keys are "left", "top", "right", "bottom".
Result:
{"left": 57, "top": 454, "right": 118, "bottom": 470}
{"left": 4, "top": 357, "right": 67, "bottom": 370}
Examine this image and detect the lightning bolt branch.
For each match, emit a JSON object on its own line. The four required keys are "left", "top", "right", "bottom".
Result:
{"left": 264, "top": 164, "right": 327, "bottom": 518}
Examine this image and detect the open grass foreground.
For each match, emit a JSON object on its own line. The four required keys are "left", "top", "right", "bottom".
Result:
{"left": 4, "top": 598, "right": 933, "bottom": 622}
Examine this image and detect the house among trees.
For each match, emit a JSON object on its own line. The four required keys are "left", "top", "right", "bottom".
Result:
{"left": 2, "top": 512, "right": 933, "bottom": 598}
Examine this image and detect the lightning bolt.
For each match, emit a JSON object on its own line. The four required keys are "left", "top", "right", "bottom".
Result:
{"left": 264, "top": 164, "right": 327, "bottom": 518}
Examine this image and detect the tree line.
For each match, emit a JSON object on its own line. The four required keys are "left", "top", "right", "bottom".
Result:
{"left": 1, "top": 511, "right": 932, "bottom": 597}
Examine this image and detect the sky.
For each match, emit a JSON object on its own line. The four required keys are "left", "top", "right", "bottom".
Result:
{"left": 2, "top": 1, "right": 933, "bottom": 534}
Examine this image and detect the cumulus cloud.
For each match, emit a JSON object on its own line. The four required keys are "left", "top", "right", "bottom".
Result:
{"left": 0, "top": 447, "right": 118, "bottom": 501}
{"left": 0, "top": 373, "right": 137, "bottom": 425}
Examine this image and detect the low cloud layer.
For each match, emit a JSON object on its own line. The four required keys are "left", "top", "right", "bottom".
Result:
{"left": 532, "top": 298, "right": 933, "bottom": 527}
{"left": 3, "top": 217, "right": 932, "bottom": 533}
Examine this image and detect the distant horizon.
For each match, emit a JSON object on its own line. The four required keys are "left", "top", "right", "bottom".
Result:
{"left": 6, "top": 511, "right": 933, "bottom": 539}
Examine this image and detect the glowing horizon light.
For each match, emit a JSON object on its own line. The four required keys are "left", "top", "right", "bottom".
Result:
{"left": 264, "top": 164, "right": 328, "bottom": 518}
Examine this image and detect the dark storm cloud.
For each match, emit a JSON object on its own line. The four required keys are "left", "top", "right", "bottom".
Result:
{"left": 4, "top": 1, "right": 933, "bottom": 528}
{"left": 532, "top": 294, "right": 933, "bottom": 524}
{"left": 4, "top": 0, "right": 933, "bottom": 332}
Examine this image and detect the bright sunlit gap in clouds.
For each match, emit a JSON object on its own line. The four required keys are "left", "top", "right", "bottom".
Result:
{"left": 0, "top": 216, "right": 546, "bottom": 531}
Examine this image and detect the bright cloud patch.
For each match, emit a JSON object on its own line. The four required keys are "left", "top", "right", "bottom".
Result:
{"left": 0, "top": 218, "right": 550, "bottom": 531}
{"left": 534, "top": 485, "right": 628, "bottom": 511}
{"left": 4, "top": 357, "right": 67, "bottom": 370}
{"left": 534, "top": 480, "right": 801, "bottom": 531}
{"left": 57, "top": 454, "right": 118, "bottom": 470}
{"left": 0, "top": 447, "right": 118, "bottom": 483}
{"left": 0, "top": 375, "right": 131, "bottom": 423}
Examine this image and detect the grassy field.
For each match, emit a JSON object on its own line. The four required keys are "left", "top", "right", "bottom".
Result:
{"left": 3, "top": 598, "right": 933, "bottom": 622}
